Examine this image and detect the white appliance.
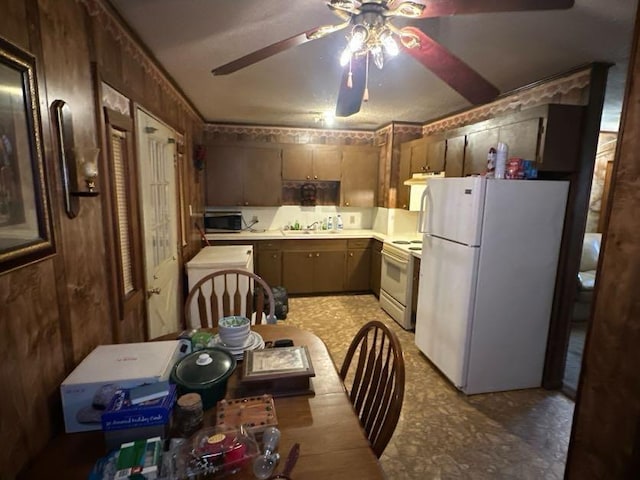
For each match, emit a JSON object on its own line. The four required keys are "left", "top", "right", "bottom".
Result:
{"left": 185, "top": 245, "right": 254, "bottom": 325}
{"left": 414, "top": 177, "right": 569, "bottom": 394}
{"left": 379, "top": 240, "right": 422, "bottom": 330}
{"left": 403, "top": 172, "right": 445, "bottom": 211}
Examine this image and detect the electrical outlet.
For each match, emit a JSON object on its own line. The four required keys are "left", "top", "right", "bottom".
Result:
{"left": 251, "top": 215, "right": 259, "bottom": 223}
{"left": 349, "top": 215, "right": 356, "bottom": 224}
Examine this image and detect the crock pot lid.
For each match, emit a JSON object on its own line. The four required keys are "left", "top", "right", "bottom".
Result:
{"left": 174, "top": 348, "right": 235, "bottom": 386}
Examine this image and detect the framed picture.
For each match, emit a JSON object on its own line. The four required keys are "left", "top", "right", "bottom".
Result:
{"left": 242, "top": 346, "right": 315, "bottom": 381}
{"left": 0, "top": 37, "right": 54, "bottom": 273}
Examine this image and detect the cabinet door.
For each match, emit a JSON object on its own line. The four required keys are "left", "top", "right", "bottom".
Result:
{"left": 370, "top": 240, "right": 382, "bottom": 297}
{"left": 205, "top": 145, "right": 244, "bottom": 206}
{"left": 313, "top": 146, "right": 342, "bottom": 180}
{"left": 498, "top": 118, "right": 541, "bottom": 162}
{"left": 425, "top": 139, "right": 446, "bottom": 173}
{"left": 257, "top": 250, "right": 282, "bottom": 288}
{"left": 341, "top": 147, "right": 378, "bottom": 207}
{"left": 346, "top": 248, "right": 371, "bottom": 291}
{"left": 282, "top": 145, "right": 313, "bottom": 180}
{"left": 409, "top": 139, "right": 427, "bottom": 174}
{"left": 397, "top": 142, "right": 412, "bottom": 210}
{"left": 464, "top": 127, "right": 499, "bottom": 176}
{"left": 243, "top": 147, "right": 282, "bottom": 206}
{"left": 445, "top": 135, "right": 466, "bottom": 177}
{"left": 282, "top": 251, "right": 314, "bottom": 294}
{"left": 313, "top": 250, "right": 346, "bottom": 293}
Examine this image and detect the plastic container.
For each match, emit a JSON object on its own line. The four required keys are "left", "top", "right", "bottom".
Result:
{"left": 495, "top": 142, "right": 508, "bottom": 179}
{"left": 327, "top": 216, "right": 333, "bottom": 230}
{"left": 486, "top": 147, "right": 496, "bottom": 178}
{"left": 336, "top": 214, "right": 343, "bottom": 230}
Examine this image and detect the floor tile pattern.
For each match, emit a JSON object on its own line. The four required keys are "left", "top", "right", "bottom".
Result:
{"left": 283, "top": 294, "right": 574, "bottom": 480}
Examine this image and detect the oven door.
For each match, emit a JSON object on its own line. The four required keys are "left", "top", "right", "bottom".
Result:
{"left": 380, "top": 248, "right": 410, "bottom": 306}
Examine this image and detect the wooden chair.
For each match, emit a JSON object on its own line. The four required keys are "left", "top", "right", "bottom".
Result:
{"left": 185, "top": 268, "right": 276, "bottom": 328}
{"left": 339, "top": 320, "right": 405, "bottom": 458}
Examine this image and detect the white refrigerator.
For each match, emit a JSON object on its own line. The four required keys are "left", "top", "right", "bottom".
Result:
{"left": 414, "top": 176, "right": 569, "bottom": 394}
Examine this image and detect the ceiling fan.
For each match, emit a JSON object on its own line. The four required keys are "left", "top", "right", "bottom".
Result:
{"left": 211, "top": 0, "right": 575, "bottom": 118}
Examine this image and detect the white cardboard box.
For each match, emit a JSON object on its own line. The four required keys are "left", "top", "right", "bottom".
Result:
{"left": 60, "top": 341, "right": 180, "bottom": 433}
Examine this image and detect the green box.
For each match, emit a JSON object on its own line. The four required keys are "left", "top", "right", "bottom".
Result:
{"left": 115, "top": 436, "right": 162, "bottom": 479}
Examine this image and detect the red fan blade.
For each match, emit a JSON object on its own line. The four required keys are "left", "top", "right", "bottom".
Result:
{"left": 401, "top": 27, "right": 499, "bottom": 105}
{"left": 335, "top": 57, "right": 367, "bottom": 117}
{"left": 416, "top": 0, "right": 574, "bottom": 18}
{"left": 212, "top": 28, "right": 318, "bottom": 75}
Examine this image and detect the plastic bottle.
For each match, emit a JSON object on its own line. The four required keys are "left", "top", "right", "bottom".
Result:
{"left": 495, "top": 142, "right": 508, "bottom": 179}
{"left": 327, "top": 216, "right": 333, "bottom": 230}
{"left": 293, "top": 220, "right": 300, "bottom": 230}
{"left": 336, "top": 214, "right": 343, "bottom": 230}
{"left": 486, "top": 147, "right": 496, "bottom": 178}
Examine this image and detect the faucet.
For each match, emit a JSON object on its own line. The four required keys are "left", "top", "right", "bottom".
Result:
{"left": 306, "top": 221, "right": 320, "bottom": 230}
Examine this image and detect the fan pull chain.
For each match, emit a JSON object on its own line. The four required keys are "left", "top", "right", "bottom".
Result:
{"left": 347, "top": 57, "right": 353, "bottom": 88}
{"left": 363, "top": 51, "right": 370, "bottom": 102}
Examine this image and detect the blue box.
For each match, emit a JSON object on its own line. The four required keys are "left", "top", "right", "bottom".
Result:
{"left": 101, "top": 384, "right": 177, "bottom": 431}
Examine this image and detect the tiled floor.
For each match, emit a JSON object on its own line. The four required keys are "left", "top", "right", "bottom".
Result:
{"left": 284, "top": 294, "right": 575, "bottom": 480}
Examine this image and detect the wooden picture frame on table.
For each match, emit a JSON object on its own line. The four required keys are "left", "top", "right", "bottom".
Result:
{"left": 241, "top": 346, "right": 315, "bottom": 397}
{"left": 0, "top": 37, "right": 54, "bottom": 274}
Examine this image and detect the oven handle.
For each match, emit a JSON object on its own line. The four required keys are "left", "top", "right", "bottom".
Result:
{"left": 382, "top": 250, "right": 409, "bottom": 268}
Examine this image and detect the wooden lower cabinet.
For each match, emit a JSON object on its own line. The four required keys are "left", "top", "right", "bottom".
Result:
{"left": 346, "top": 238, "right": 372, "bottom": 291}
{"left": 282, "top": 249, "right": 346, "bottom": 294}
{"left": 282, "top": 251, "right": 316, "bottom": 294}
{"left": 370, "top": 239, "right": 383, "bottom": 297}
{"left": 256, "top": 240, "right": 282, "bottom": 287}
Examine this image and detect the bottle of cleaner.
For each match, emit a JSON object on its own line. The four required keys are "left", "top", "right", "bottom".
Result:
{"left": 336, "top": 214, "right": 343, "bottom": 230}
{"left": 495, "top": 142, "right": 508, "bottom": 179}
{"left": 327, "top": 216, "right": 333, "bottom": 230}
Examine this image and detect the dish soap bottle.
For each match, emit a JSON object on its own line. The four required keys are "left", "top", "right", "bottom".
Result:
{"left": 327, "top": 216, "right": 333, "bottom": 230}
{"left": 336, "top": 214, "right": 343, "bottom": 231}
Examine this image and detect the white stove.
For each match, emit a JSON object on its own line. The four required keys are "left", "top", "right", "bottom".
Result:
{"left": 379, "top": 238, "right": 422, "bottom": 330}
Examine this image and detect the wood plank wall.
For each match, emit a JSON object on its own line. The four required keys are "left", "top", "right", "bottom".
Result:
{"left": 0, "top": 1, "right": 204, "bottom": 477}
{"left": 566, "top": 6, "right": 640, "bottom": 478}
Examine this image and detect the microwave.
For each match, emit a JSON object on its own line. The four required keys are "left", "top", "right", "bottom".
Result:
{"left": 204, "top": 211, "right": 243, "bottom": 233}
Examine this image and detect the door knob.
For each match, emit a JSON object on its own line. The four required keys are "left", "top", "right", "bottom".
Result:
{"left": 147, "top": 287, "right": 161, "bottom": 298}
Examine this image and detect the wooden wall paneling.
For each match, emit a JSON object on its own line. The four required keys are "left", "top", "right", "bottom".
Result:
{"left": 89, "top": 14, "right": 123, "bottom": 82}
{"left": 0, "top": 0, "right": 30, "bottom": 49}
{"left": 542, "top": 63, "right": 611, "bottom": 390}
{"left": 38, "top": 0, "right": 114, "bottom": 364}
{"left": 565, "top": 8, "right": 640, "bottom": 476}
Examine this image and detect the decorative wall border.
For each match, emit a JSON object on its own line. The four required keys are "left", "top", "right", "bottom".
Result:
{"left": 422, "top": 67, "right": 591, "bottom": 135}
{"left": 205, "top": 123, "right": 376, "bottom": 145}
{"left": 77, "top": 0, "right": 201, "bottom": 121}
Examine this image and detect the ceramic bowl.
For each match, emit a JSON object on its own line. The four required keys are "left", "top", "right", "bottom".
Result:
{"left": 218, "top": 316, "right": 251, "bottom": 347}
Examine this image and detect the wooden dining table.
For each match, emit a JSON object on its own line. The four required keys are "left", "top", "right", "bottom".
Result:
{"left": 20, "top": 324, "right": 387, "bottom": 480}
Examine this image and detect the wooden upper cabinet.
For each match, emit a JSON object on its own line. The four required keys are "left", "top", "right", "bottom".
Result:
{"left": 445, "top": 135, "right": 466, "bottom": 177}
{"left": 425, "top": 138, "right": 446, "bottom": 173}
{"left": 205, "top": 145, "right": 244, "bottom": 206}
{"left": 397, "top": 142, "right": 412, "bottom": 210}
{"left": 464, "top": 127, "right": 499, "bottom": 176}
{"left": 408, "top": 138, "right": 427, "bottom": 174}
{"left": 205, "top": 145, "right": 282, "bottom": 206}
{"left": 243, "top": 147, "right": 282, "bottom": 206}
{"left": 341, "top": 147, "right": 378, "bottom": 207}
{"left": 498, "top": 118, "right": 542, "bottom": 163}
{"left": 282, "top": 145, "right": 341, "bottom": 180}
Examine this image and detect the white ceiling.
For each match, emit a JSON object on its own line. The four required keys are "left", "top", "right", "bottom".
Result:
{"left": 110, "top": 0, "right": 637, "bottom": 132}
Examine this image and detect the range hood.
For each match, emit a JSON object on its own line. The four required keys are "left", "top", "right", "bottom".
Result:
{"left": 403, "top": 172, "right": 444, "bottom": 211}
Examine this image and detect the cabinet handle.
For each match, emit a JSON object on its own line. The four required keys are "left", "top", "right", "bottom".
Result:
{"left": 272, "top": 254, "right": 277, "bottom": 259}
{"left": 345, "top": 201, "right": 350, "bottom": 206}
{"left": 244, "top": 202, "right": 249, "bottom": 206}
{"left": 349, "top": 252, "right": 353, "bottom": 257}
{"left": 308, "top": 253, "right": 313, "bottom": 258}
{"left": 316, "top": 253, "right": 320, "bottom": 257}
{"left": 314, "top": 175, "right": 318, "bottom": 180}
{"left": 306, "top": 175, "right": 311, "bottom": 180}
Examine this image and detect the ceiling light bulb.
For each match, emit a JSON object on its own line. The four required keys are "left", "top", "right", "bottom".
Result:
{"left": 349, "top": 25, "right": 368, "bottom": 52}
{"left": 372, "top": 46, "right": 384, "bottom": 69}
{"left": 381, "top": 31, "right": 399, "bottom": 56}
{"left": 323, "top": 111, "right": 335, "bottom": 126}
{"left": 340, "top": 47, "right": 352, "bottom": 66}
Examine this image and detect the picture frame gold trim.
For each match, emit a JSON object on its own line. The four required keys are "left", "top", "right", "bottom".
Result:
{"left": 0, "top": 37, "right": 54, "bottom": 274}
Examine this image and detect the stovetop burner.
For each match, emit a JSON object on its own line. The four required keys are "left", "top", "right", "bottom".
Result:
{"left": 392, "top": 240, "right": 411, "bottom": 245}
{"left": 408, "top": 246, "right": 422, "bottom": 251}
{"left": 410, "top": 240, "right": 422, "bottom": 244}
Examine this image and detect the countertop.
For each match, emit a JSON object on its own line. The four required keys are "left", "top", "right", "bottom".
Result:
{"left": 205, "top": 229, "right": 423, "bottom": 259}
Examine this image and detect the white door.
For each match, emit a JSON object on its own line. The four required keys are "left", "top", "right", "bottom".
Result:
{"left": 414, "top": 235, "right": 479, "bottom": 390}
{"left": 136, "top": 109, "right": 179, "bottom": 339}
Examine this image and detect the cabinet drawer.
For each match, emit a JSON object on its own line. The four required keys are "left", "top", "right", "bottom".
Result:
{"left": 347, "top": 238, "right": 372, "bottom": 249}
{"left": 258, "top": 240, "right": 282, "bottom": 251}
{"left": 283, "top": 239, "right": 348, "bottom": 251}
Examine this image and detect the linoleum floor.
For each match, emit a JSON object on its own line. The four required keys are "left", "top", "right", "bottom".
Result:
{"left": 283, "top": 294, "right": 574, "bottom": 480}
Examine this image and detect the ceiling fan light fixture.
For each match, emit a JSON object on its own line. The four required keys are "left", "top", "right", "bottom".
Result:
{"left": 380, "top": 30, "right": 399, "bottom": 56}
{"left": 340, "top": 47, "right": 353, "bottom": 66}
{"left": 371, "top": 45, "right": 384, "bottom": 69}
{"left": 399, "top": 29, "right": 421, "bottom": 49}
{"left": 386, "top": 1, "right": 425, "bottom": 18}
{"left": 349, "top": 24, "right": 369, "bottom": 51}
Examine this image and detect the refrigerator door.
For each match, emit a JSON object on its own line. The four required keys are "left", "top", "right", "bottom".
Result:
{"left": 464, "top": 180, "right": 569, "bottom": 394}
{"left": 422, "top": 177, "right": 486, "bottom": 246}
{"left": 415, "top": 235, "right": 480, "bottom": 389}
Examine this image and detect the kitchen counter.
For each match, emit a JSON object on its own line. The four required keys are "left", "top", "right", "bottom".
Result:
{"left": 205, "top": 229, "right": 387, "bottom": 242}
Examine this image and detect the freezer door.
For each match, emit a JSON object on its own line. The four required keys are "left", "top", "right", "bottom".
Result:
{"left": 415, "top": 235, "right": 479, "bottom": 389}
{"left": 423, "top": 177, "right": 486, "bottom": 246}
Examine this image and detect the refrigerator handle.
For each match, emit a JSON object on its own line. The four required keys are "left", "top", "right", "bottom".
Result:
{"left": 418, "top": 184, "right": 429, "bottom": 233}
